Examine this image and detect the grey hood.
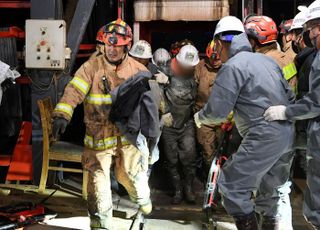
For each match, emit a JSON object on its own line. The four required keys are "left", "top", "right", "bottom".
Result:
{"left": 229, "top": 33, "right": 252, "bottom": 58}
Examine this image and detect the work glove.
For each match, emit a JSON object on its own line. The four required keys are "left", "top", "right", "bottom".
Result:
{"left": 154, "top": 71, "right": 169, "bottom": 84}
{"left": 263, "top": 105, "right": 287, "bottom": 122}
{"left": 194, "top": 112, "right": 202, "bottom": 128}
{"left": 52, "top": 117, "right": 68, "bottom": 139}
{"left": 161, "top": 113, "right": 173, "bottom": 127}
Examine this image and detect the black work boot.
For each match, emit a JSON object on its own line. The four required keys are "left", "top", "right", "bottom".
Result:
{"left": 261, "top": 216, "right": 280, "bottom": 230}
{"left": 234, "top": 212, "right": 259, "bottom": 230}
{"left": 171, "top": 175, "right": 183, "bottom": 205}
{"left": 183, "top": 176, "right": 196, "bottom": 204}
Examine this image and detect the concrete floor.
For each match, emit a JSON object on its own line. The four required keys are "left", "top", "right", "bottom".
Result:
{"left": 0, "top": 181, "right": 314, "bottom": 230}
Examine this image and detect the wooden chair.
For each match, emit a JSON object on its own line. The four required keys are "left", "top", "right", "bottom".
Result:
{"left": 37, "top": 97, "right": 88, "bottom": 199}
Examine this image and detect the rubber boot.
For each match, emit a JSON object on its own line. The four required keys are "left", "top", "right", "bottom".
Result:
{"left": 234, "top": 212, "right": 259, "bottom": 230}
{"left": 261, "top": 216, "right": 280, "bottom": 230}
{"left": 171, "top": 175, "right": 183, "bottom": 205}
{"left": 183, "top": 176, "right": 196, "bottom": 204}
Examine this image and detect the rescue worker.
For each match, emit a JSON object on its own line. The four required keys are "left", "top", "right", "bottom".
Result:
{"left": 129, "top": 40, "right": 158, "bottom": 75}
{"left": 161, "top": 44, "right": 199, "bottom": 205}
{"left": 194, "top": 40, "right": 222, "bottom": 174}
{"left": 89, "top": 25, "right": 107, "bottom": 60}
{"left": 52, "top": 19, "right": 152, "bottom": 230}
{"left": 264, "top": 1, "right": 320, "bottom": 228}
{"left": 279, "top": 19, "right": 297, "bottom": 60}
{"left": 244, "top": 15, "right": 298, "bottom": 92}
{"left": 194, "top": 16, "right": 294, "bottom": 229}
{"left": 291, "top": 7, "right": 317, "bottom": 152}
{"left": 152, "top": 48, "right": 171, "bottom": 69}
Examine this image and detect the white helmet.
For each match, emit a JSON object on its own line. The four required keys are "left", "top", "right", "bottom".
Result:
{"left": 129, "top": 40, "right": 153, "bottom": 59}
{"left": 176, "top": 44, "right": 199, "bottom": 67}
{"left": 290, "top": 6, "right": 308, "bottom": 31}
{"left": 214, "top": 16, "right": 245, "bottom": 37}
{"left": 305, "top": 0, "right": 320, "bottom": 24}
{"left": 152, "top": 48, "right": 171, "bottom": 66}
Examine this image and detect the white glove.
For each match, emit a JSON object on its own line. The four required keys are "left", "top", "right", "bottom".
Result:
{"left": 194, "top": 112, "right": 202, "bottom": 128}
{"left": 162, "top": 113, "right": 173, "bottom": 127}
{"left": 154, "top": 71, "right": 169, "bottom": 84}
{"left": 263, "top": 105, "right": 287, "bottom": 122}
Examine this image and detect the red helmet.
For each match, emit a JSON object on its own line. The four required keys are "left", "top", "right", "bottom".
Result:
{"left": 103, "top": 19, "right": 133, "bottom": 46}
{"left": 244, "top": 15, "right": 278, "bottom": 45}
{"left": 279, "top": 19, "right": 293, "bottom": 34}
{"left": 206, "top": 40, "right": 219, "bottom": 59}
{"left": 96, "top": 25, "right": 106, "bottom": 44}
{"left": 170, "top": 39, "right": 194, "bottom": 57}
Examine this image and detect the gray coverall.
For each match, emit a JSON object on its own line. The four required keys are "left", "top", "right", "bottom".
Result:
{"left": 285, "top": 50, "right": 320, "bottom": 228}
{"left": 198, "top": 33, "right": 295, "bottom": 222}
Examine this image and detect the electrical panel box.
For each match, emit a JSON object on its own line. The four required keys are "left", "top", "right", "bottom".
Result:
{"left": 25, "top": 20, "right": 69, "bottom": 70}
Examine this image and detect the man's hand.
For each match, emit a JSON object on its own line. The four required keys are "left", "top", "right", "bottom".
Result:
{"left": 263, "top": 105, "right": 287, "bottom": 122}
{"left": 194, "top": 112, "right": 202, "bottom": 128}
{"left": 52, "top": 117, "right": 68, "bottom": 139}
{"left": 162, "top": 113, "right": 173, "bottom": 127}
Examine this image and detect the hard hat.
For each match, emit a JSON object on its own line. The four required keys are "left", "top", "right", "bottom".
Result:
{"left": 305, "top": 0, "right": 320, "bottom": 24}
{"left": 244, "top": 15, "right": 278, "bottom": 45}
{"left": 103, "top": 18, "right": 133, "bottom": 46}
{"left": 176, "top": 44, "right": 199, "bottom": 67}
{"left": 290, "top": 6, "right": 308, "bottom": 31}
{"left": 170, "top": 39, "right": 194, "bottom": 57}
{"left": 129, "top": 40, "right": 153, "bottom": 59}
{"left": 214, "top": 16, "right": 245, "bottom": 37}
{"left": 279, "top": 19, "right": 293, "bottom": 34}
{"left": 152, "top": 48, "right": 171, "bottom": 66}
{"left": 96, "top": 25, "right": 106, "bottom": 44}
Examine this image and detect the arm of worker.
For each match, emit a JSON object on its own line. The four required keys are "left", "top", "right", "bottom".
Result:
{"left": 52, "top": 62, "right": 92, "bottom": 138}
{"left": 265, "top": 54, "right": 320, "bottom": 122}
{"left": 195, "top": 64, "right": 242, "bottom": 128}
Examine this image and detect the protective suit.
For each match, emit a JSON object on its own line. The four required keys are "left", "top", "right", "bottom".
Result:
{"left": 53, "top": 54, "right": 151, "bottom": 230}
{"left": 161, "top": 61, "right": 197, "bottom": 204}
{"left": 283, "top": 41, "right": 297, "bottom": 62}
{"left": 285, "top": 51, "right": 320, "bottom": 228}
{"left": 194, "top": 59, "right": 222, "bottom": 167}
{"left": 198, "top": 33, "right": 295, "bottom": 225}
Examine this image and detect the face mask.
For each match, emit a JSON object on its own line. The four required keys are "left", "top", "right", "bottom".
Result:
{"left": 303, "top": 31, "right": 314, "bottom": 48}
{"left": 292, "top": 41, "right": 300, "bottom": 54}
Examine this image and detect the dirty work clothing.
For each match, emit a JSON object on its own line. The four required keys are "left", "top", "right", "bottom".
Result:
{"left": 164, "top": 73, "right": 197, "bottom": 129}
{"left": 194, "top": 58, "right": 219, "bottom": 111}
{"left": 285, "top": 51, "right": 320, "bottom": 228}
{"left": 161, "top": 119, "right": 197, "bottom": 180}
{"left": 53, "top": 55, "right": 147, "bottom": 151}
{"left": 83, "top": 144, "right": 149, "bottom": 230}
{"left": 198, "top": 33, "right": 295, "bottom": 226}
{"left": 53, "top": 54, "right": 149, "bottom": 229}
{"left": 196, "top": 124, "right": 222, "bottom": 164}
{"left": 194, "top": 58, "right": 222, "bottom": 164}
{"left": 256, "top": 43, "right": 297, "bottom": 92}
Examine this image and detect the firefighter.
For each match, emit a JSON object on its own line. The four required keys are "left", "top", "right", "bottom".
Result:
{"left": 129, "top": 40, "right": 158, "bottom": 75}
{"left": 160, "top": 44, "right": 199, "bottom": 205}
{"left": 52, "top": 19, "right": 152, "bottom": 230}
{"left": 152, "top": 48, "right": 171, "bottom": 69}
{"left": 264, "top": 1, "right": 320, "bottom": 228}
{"left": 194, "top": 40, "right": 222, "bottom": 174}
{"left": 244, "top": 15, "right": 298, "bottom": 93}
{"left": 279, "top": 19, "right": 297, "bottom": 60}
{"left": 194, "top": 16, "right": 294, "bottom": 229}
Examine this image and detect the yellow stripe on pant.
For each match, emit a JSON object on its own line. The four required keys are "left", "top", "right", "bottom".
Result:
{"left": 84, "top": 135, "right": 130, "bottom": 150}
